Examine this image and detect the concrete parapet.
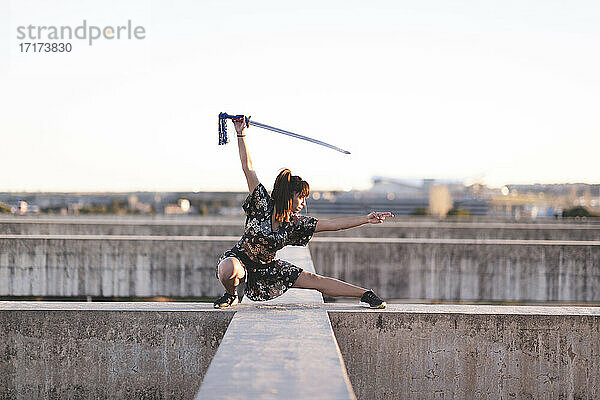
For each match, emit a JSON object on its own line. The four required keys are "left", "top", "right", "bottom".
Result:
{"left": 0, "top": 235, "right": 238, "bottom": 297}
{"left": 2, "top": 218, "right": 599, "bottom": 240}
{"left": 319, "top": 221, "right": 600, "bottom": 240}
{"left": 3, "top": 242, "right": 600, "bottom": 399}
{"left": 0, "top": 247, "right": 357, "bottom": 400}
{"left": 310, "top": 238, "right": 600, "bottom": 302}
{"left": 0, "top": 218, "right": 245, "bottom": 236}
{"left": 196, "top": 246, "right": 357, "bottom": 400}
{"left": 2, "top": 235, "right": 599, "bottom": 302}
{"left": 329, "top": 304, "right": 600, "bottom": 400}
{"left": 3, "top": 301, "right": 599, "bottom": 399}
{"left": 0, "top": 302, "right": 233, "bottom": 400}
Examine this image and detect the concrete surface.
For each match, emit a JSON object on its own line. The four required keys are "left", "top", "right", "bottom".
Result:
{"left": 2, "top": 235, "right": 599, "bottom": 303}
{"left": 2, "top": 217, "right": 599, "bottom": 240}
{"left": 310, "top": 238, "right": 600, "bottom": 302}
{"left": 329, "top": 304, "right": 600, "bottom": 400}
{"left": 0, "top": 218, "right": 245, "bottom": 236}
{"left": 4, "top": 301, "right": 599, "bottom": 400}
{"left": 0, "top": 235, "right": 239, "bottom": 297}
{"left": 318, "top": 221, "right": 600, "bottom": 240}
{"left": 0, "top": 302, "right": 233, "bottom": 400}
{"left": 3, "top": 267, "right": 600, "bottom": 399}
{"left": 196, "top": 246, "right": 357, "bottom": 400}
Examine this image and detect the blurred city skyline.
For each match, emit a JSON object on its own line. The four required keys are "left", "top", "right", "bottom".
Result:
{"left": 1, "top": 0, "right": 599, "bottom": 192}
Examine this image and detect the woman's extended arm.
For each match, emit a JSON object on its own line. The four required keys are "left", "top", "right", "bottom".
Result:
{"left": 314, "top": 212, "right": 393, "bottom": 233}
{"left": 234, "top": 118, "right": 260, "bottom": 193}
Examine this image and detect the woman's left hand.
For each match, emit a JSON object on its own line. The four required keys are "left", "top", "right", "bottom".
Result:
{"left": 366, "top": 211, "right": 394, "bottom": 224}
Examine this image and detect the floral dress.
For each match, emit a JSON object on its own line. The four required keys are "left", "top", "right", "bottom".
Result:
{"left": 215, "top": 183, "right": 319, "bottom": 301}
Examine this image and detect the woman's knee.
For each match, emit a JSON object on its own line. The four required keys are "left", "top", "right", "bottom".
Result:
{"left": 218, "top": 257, "right": 245, "bottom": 281}
{"left": 293, "top": 271, "right": 323, "bottom": 289}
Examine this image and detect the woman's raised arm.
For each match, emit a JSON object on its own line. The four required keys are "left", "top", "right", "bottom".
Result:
{"left": 234, "top": 117, "right": 260, "bottom": 193}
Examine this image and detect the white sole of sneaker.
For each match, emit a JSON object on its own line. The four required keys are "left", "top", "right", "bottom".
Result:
{"left": 359, "top": 301, "right": 387, "bottom": 309}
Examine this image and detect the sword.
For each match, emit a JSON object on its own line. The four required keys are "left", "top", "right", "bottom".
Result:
{"left": 218, "top": 112, "right": 351, "bottom": 155}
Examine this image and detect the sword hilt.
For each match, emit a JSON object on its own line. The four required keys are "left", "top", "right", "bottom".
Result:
{"left": 218, "top": 112, "right": 251, "bottom": 145}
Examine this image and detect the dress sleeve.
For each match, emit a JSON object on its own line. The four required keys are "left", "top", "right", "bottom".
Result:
{"left": 287, "top": 215, "right": 319, "bottom": 246}
{"left": 242, "top": 183, "right": 270, "bottom": 216}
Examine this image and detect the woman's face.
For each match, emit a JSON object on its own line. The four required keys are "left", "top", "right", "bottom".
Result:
{"left": 291, "top": 192, "right": 307, "bottom": 213}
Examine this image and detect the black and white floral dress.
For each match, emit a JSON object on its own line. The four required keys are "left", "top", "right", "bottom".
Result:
{"left": 215, "top": 183, "right": 319, "bottom": 301}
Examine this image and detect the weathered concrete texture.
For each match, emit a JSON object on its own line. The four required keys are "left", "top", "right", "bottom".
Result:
{"left": 2, "top": 236, "right": 599, "bottom": 302}
{"left": 196, "top": 247, "right": 356, "bottom": 400}
{"left": 310, "top": 239, "right": 600, "bottom": 302}
{"left": 318, "top": 221, "right": 600, "bottom": 240}
{"left": 329, "top": 305, "right": 600, "bottom": 400}
{"left": 0, "top": 218, "right": 245, "bottom": 236}
{"left": 2, "top": 218, "right": 599, "bottom": 240}
{"left": 0, "top": 236, "right": 238, "bottom": 297}
{"left": 0, "top": 303, "right": 233, "bottom": 400}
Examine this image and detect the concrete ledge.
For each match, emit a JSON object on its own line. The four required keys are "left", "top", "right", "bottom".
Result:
{"left": 2, "top": 218, "right": 599, "bottom": 240}
{"left": 0, "top": 302, "right": 233, "bottom": 400}
{"left": 3, "top": 301, "right": 599, "bottom": 399}
{"left": 309, "top": 240, "right": 600, "bottom": 302}
{"left": 3, "top": 235, "right": 599, "bottom": 302}
{"left": 196, "top": 247, "right": 356, "bottom": 400}
{"left": 318, "top": 222, "right": 600, "bottom": 240}
{"left": 0, "top": 236, "right": 238, "bottom": 297}
{"left": 312, "top": 237, "right": 600, "bottom": 245}
{"left": 0, "top": 234, "right": 241, "bottom": 241}
{"left": 0, "top": 217, "right": 244, "bottom": 236}
{"left": 329, "top": 304, "right": 600, "bottom": 400}
{"left": 3, "top": 235, "right": 599, "bottom": 303}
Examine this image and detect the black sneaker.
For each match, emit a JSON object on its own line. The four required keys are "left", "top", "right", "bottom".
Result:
{"left": 360, "top": 290, "right": 387, "bottom": 309}
{"left": 213, "top": 292, "right": 239, "bottom": 309}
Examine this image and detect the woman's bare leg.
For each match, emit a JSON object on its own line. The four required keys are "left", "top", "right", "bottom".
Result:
{"left": 217, "top": 257, "right": 246, "bottom": 295}
{"left": 292, "top": 271, "right": 366, "bottom": 297}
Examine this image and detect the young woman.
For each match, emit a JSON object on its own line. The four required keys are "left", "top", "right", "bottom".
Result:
{"left": 214, "top": 116, "right": 393, "bottom": 309}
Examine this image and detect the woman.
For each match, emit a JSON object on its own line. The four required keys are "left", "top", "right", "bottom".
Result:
{"left": 214, "top": 116, "right": 393, "bottom": 309}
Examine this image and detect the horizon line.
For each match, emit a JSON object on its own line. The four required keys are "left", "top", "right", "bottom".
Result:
{"left": 1, "top": 181, "right": 600, "bottom": 194}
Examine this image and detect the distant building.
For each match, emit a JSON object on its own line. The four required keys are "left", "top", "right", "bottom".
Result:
{"left": 17, "top": 201, "right": 28, "bottom": 215}
{"left": 308, "top": 176, "right": 488, "bottom": 216}
{"left": 165, "top": 199, "right": 192, "bottom": 215}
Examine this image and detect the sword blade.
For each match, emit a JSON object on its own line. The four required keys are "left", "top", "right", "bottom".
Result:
{"left": 248, "top": 121, "right": 351, "bottom": 154}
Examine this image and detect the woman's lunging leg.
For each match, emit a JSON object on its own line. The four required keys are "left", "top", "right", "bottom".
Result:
{"left": 292, "top": 271, "right": 366, "bottom": 297}
{"left": 217, "top": 257, "right": 245, "bottom": 295}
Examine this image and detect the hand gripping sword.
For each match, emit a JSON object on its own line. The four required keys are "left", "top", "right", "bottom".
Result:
{"left": 218, "top": 112, "right": 351, "bottom": 155}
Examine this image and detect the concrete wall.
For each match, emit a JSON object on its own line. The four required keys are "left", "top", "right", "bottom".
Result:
{"left": 0, "top": 305, "right": 233, "bottom": 400}
{"left": 197, "top": 247, "right": 357, "bottom": 400}
{"left": 0, "top": 219, "right": 245, "bottom": 236}
{"left": 329, "top": 309, "right": 600, "bottom": 400}
{"left": 0, "top": 237, "right": 237, "bottom": 297}
{"left": 2, "top": 218, "right": 599, "bottom": 240}
{"left": 2, "top": 236, "right": 599, "bottom": 302}
{"left": 319, "top": 222, "right": 600, "bottom": 241}
{"left": 310, "top": 239, "right": 600, "bottom": 302}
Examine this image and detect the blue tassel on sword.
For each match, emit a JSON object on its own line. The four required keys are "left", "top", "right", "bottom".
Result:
{"left": 218, "top": 112, "right": 351, "bottom": 155}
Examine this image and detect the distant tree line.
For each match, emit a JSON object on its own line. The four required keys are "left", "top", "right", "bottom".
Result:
{"left": 562, "top": 206, "right": 599, "bottom": 218}
{"left": 189, "top": 197, "right": 240, "bottom": 216}
{"left": 42, "top": 199, "right": 155, "bottom": 215}
{"left": 36, "top": 195, "right": 242, "bottom": 216}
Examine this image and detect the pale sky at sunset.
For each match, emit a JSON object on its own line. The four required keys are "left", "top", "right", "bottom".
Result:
{"left": 1, "top": 0, "right": 599, "bottom": 192}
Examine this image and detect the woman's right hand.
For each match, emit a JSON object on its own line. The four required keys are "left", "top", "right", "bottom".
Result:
{"left": 233, "top": 117, "right": 248, "bottom": 136}
{"left": 366, "top": 211, "right": 394, "bottom": 224}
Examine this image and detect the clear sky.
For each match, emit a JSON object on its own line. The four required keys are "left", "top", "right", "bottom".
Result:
{"left": 1, "top": 0, "right": 599, "bottom": 192}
